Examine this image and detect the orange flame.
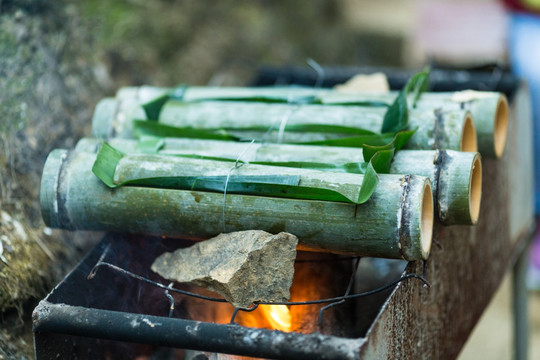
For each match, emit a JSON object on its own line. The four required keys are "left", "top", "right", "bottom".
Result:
{"left": 223, "top": 252, "right": 346, "bottom": 334}
{"left": 236, "top": 304, "right": 292, "bottom": 332}
{"left": 260, "top": 305, "right": 292, "bottom": 331}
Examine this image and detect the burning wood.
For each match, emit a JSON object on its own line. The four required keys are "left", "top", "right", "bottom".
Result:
{"left": 151, "top": 230, "right": 298, "bottom": 309}
{"left": 236, "top": 304, "right": 293, "bottom": 332}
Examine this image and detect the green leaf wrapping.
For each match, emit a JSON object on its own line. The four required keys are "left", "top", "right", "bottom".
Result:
{"left": 133, "top": 120, "right": 241, "bottom": 141}
{"left": 366, "top": 149, "right": 394, "bottom": 173}
{"left": 91, "top": 142, "right": 124, "bottom": 188}
{"left": 127, "top": 70, "right": 429, "bottom": 204}
{"left": 408, "top": 68, "right": 430, "bottom": 107}
{"left": 132, "top": 120, "right": 415, "bottom": 153}
{"left": 381, "top": 69, "right": 430, "bottom": 133}
{"left": 381, "top": 86, "right": 409, "bottom": 133}
{"left": 362, "top": 129, "right": 416, "bottom": 162}
{"left": 126, "top": 127, "right": 416, "bottom": 204}
{"left": 322, "top": 100, "right": 390, "bottom": 107}
{"left": 142, "top": 94, "right": 169, "bottom": 120}
{"left": 92, "top": 142, "right": 377, "bottom": 204}
{"left": 250, "top": 161, "right": 366, "bottom": 174}
{"left": 134, "top": 119, "right": 381, "bottom": 145}
{"left": 357, "top": 160, "right": 379, "bottom": 204}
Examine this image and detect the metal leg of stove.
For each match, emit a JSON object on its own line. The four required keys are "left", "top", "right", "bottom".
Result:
{"left": 512, "top": 244, "right": 530, "bottom": 360}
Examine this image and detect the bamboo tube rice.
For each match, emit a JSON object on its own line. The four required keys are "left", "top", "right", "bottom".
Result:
{"left": 391, "top": 150, "right": 481, "bottom": 225}
{"left": 76, "top": 137, "right": 482, "bottom": 225}
{"left": 322, "top": 89, "right": 508, "bottom": 158}
{"left": 98, "top": 85, "right": 505, "bottom": 157}
{"left": 40, "top": 149, "right": 434, "bottom": 260}
{"left": 427, "top": 90, "right": 508, "bottom": 159}
{"left": 92, "top": 97, "right": 477, "bottom": 153}
{"left": 170, "top": 86, "right": 507, "bottom": 158}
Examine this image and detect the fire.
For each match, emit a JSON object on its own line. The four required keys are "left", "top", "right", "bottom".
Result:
{"left": 260, "top": 305, "right": 292, "bottom": 331}
{"left": 231, "top": 252, "right": 349, "bottom": 334}
{"left": 236, "top": 304, "right": 292, "bottom": 332}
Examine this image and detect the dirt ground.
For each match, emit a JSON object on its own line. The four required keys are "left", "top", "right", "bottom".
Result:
{"left": 459, "top": 274, "right": 540, "bottom": 359}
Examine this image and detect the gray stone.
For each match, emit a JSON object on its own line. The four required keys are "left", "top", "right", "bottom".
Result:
{"left": 151, "top": 230, "right": 298, "bottom": 309}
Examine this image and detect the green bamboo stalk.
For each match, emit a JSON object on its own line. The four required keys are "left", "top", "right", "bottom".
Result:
{"left": 91, "top": 97, "right": 477, "bottom": 153}
{"left": 390, "top": 150, "right": 482, "bottom": 225}
{"left": 40, "top": 149, "right": 433, "bottom": 260}
{"left": 182, "top": 87, "right": 505, "bottom": 158}
{"left": 75, "top": 137, "right": 481, "bottom": 225}
{"left": 94, "top": 146, "right": 375, "bottom": 204}
{"left": 411, "top": 91, "right": 508, "bottom": 158}
{"left": 98, "top": 85, "right": 505, "bottom": 157}
{"left": 159, "top": 102, "right": 477, "bottom": 153}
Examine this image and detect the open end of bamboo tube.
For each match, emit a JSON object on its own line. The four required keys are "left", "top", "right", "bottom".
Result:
{"left": 420, "top": 182, "right": 434, "bottom": 259}
{"left": 40, "top": 149, "right": 68, "bottom": 229}
{"left": 460, "top": 113, "right": 478, "bottom": 152}
{"left": 469, "top": 154, "right": 483, "bottom": 224}
{"left": 493, "top": 95, "right": 509, "bottom": 158}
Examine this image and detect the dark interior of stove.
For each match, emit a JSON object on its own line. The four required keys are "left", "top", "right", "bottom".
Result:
{"left": 34, "top": 233, "right": 406, "bottom": 360}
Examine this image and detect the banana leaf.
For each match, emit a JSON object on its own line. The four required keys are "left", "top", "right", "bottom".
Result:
{"left": 141, "top": 70, "right": 429, "bottom": 134}
{"left": 125, "top": 71, "right": 428, "bottom": 204}
{"left": 133, "top": 120, "right": 241, "bottom": 141}
{"left": 92, "top": 142, "right": 384, "bottom": 204}
{"left": 361, "top": 130, "right": 416, "bottom": 162}
{"left": 301, "top": 129, "right": 415, "bottom": 150}
{"left": 133, "top": 120, "right": 414, "bottom": 149}
{"left": 381, "top": 69, "right": 430, "bottom": 133}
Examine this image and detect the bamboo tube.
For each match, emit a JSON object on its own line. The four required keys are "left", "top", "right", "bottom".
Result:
{"left": 91, "top": 97, "right": 477, "bottom": 153}
{"left": 415, "top": 91, "right": 508, "bottom": 158}
{"left": 180, "top": 87, "right": 505, "bottom": 158}
{"left": 75, "top": 137, "right": 481, "bottom": 225}
{"left": 40, "top": 149, "right": 433, "bottom": 260}
{"left": 390, "top": 150, "right": 482, "bottom": 225}
{"left": 102, "top": 85, "right": 505, "bottom": 157}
